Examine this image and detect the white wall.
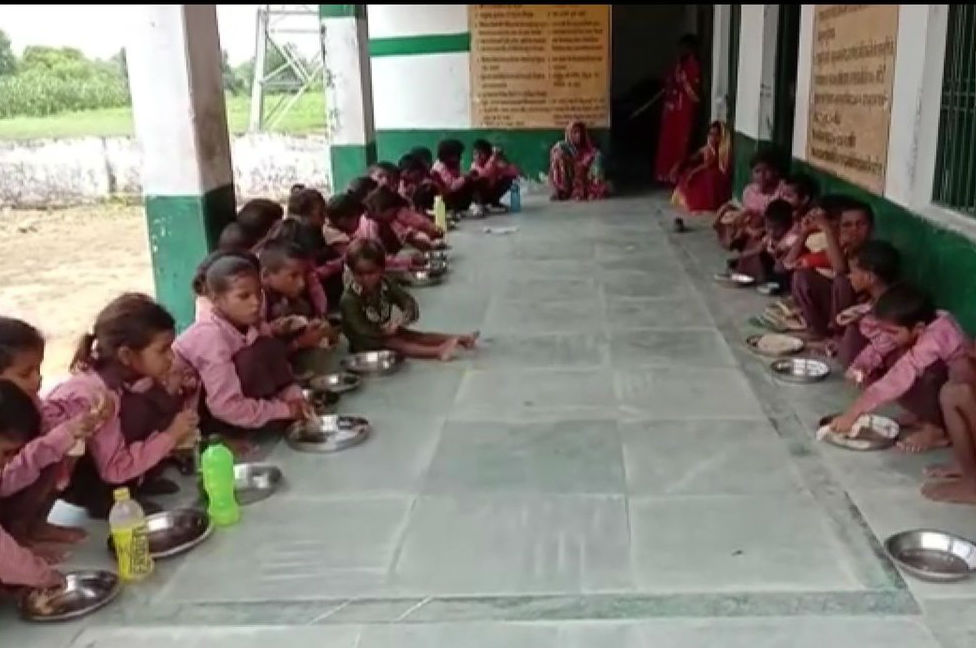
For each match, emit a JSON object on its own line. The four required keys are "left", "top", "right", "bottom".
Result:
{"left": 734, "top": 5, "right": 765, "bottom": 138}
{"left": 366, "top": 5, "right": 468, "bottom": 38}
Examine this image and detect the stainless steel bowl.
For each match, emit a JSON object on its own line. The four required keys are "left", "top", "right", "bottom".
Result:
{"left": 20, "top": 570, "right": 121, "bottom": 622}
{"left": 746, "top": 333, "right": 805, "bottom": 358}
{"left": 397, "top": 269, "right": 444, "bottom": 288}
{"left": 885, "top": 529, "right": 976, "bottom": 582}
{"left": 301, "top": 387, "right": 340, "bottom": 414}
{"left": 817, "top": 414, "right": 898, "bottom": 451}
{"left": 306, "top": 372, "right": 362, "bottom": 395}
{"left": 770, "top": 357, "right": 831, "bottom": 384}
{"left": 713, "top": 271, "right": 756, "bottom": 287}
{"left": 425, "top": 258, "right": 449, "bottom": 276}
{"left": 341, "top": 350, "right": 404, "bottom": 375}
{"left": 286, "top": 414, "right": 371, "bottom": 453}
{"left": 108, "top": 508, "right": 212, "bottom": 559}
{"left": 234, "top": 462, "right": 283, "bottom": 505}
{"left": 425, "top": 249, "right": 450, "bottom": 262}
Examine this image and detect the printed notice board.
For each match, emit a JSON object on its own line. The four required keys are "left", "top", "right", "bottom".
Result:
{"left": 806, "top": 5, "right": 899, "bottom": 193}
{"left": 469, "top": 4, "right": 611, "bottom": 129}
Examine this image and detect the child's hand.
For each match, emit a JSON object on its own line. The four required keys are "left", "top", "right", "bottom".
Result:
{"left": 287, "top": 398, "right": 314, "bottom": 421}
{"left": 409, "top": 252, "right": 427, "bottom": 269}
{"left": 292, "top": 323, "right": 326, "bottom": 349}
{"left": 382, "top": 321, "right": 401, "bottom": 336}
{"left": 845, "top": 367, "right": 866, "bottom": 385}
{"left": 829, "top": 411, "right": 860, "bottom": 436}
{"left": 71, "top": 391, "right": 115, "bottom": 439}
{"left": 166, "top": 409, "right": 200, "bottom": 446}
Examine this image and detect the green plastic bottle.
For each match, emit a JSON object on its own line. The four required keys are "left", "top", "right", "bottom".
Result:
{"left": 200, "top": 436, "right": 240, "bottom": 527}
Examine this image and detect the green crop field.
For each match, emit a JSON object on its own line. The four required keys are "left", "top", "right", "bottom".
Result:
{"left": 0, "top": 92, "right": 325, "bottom": 140}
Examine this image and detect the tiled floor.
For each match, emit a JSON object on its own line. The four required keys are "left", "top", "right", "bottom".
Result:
{"left": 6, "top": 194, "right": 969, "bottom": 646}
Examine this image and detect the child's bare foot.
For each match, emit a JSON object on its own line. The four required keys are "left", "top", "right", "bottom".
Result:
{"left": 921, "top": 478, "right": 976, "bottom": 505}
{"left": 459, "top": 331, "right": 480, "bottom": 349}
{"left": 924, "top": 462, "right": 963, "bottom": 479}
{"left": 29, "top": 522, "right": 87, "bottom": 545}
{"left": 438, "top": 338, "right": 460, "bottom": 362}
{"left": 897, "top": 423, "right": 950, "bottom": 453}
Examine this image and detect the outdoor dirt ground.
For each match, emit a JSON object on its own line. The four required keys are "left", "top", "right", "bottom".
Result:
{"left": 0, "top": 204, "right": 152, "bottom": 381}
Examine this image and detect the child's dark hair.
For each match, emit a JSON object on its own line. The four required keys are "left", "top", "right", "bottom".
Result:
{"left": 217, "top": 222, "right": 256, "bottom": 251}
{"left": 398, "top": 153, "right": 426, "bottom": 175}
{"left": 436, "top": 138, "right": 464, "bottom": 163}
{"left": 783, "top": 173, "right": 819, "bottom": 201}
{"left": 346, "top": 237, "right": 387, "bottom": 271}
{"left": 371, "top": 161, "right": 399, "bottom": 177}
{"left": 363, "top": 185, "right": 408, "bottom": 215}
{"left": 347, "top": 176, "right": 379, "bottom": 204}
{"left": 326, "top": 192, "right": 364, "bottom": 225}
{"left": 259, "top": 239, "right": 308, "bottom": 274}
{"left": 812, "top": 193, "right": 849, "bottom": 220}
{"left": 237, "top": 198, "right": 283, "bottom": 239}
{"left": 472, "top": 139, "right": 492, "bottom": 156}
{"left": 71, "top": 294, "right": 175, "bottom": 372}
{"left": 287, "top": 186, "right": 326, "bottom": 220}
{"left": 0, "top": 317, "right": 44, "bottom": 373}
{"left": 0, "top": 379, "right": 41, "bottom": 442}
{"left": 203, "top": 255, "right": 261, "bottom": 297}
{"left": 873, "top": 283, "right": 936, "bottom": 328}
{"left": 409, "top": 146, "right": 433, "bottom": 169}
{"left": 840, "top": 197, "right": 875, "bottom": 228}
{"left": 749, "top": 148, "right": 784, "bottom": 175}
{"left": 763, "top": 199, "right": 793, "bottom": 230}
{"left": 852, "top": 240, "right": 900, "bottom": 286}
{"left": 192, "top": 250, "right": 260, "bottom": 296}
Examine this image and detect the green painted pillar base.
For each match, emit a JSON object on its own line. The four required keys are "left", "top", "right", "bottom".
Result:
{"left": 145, "top": 183, "right": 236, "bottom": 329}
{"left": 330, "top": 142, "right": 377, "bottom": 193}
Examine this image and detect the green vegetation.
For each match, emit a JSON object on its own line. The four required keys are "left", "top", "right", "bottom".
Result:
{"left": 0, "top": 30, "right": 325, "bottom": 140}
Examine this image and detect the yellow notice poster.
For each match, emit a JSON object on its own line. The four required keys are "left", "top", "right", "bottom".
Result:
{"left": 806, "top": 5, "right": 899, "bottom": 193}
{"left": 469, "top": 5, "right": 610, "bottom": 129}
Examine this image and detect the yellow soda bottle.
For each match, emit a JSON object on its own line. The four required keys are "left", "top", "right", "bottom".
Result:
{"left": 108, "top": 487, "right": 154, "bottom": 581}
{"left": 433, "top": 195, "right": 448, "bottom": 234}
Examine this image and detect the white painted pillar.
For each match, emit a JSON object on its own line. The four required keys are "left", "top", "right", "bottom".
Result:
{"left": 320, "top": 4, "right": 376, "bottom": 191}
{"left": 711, "top": 4, "right": 732, "bottom": 123}
{"left": 734, "top": 4, "right": 779, "bottom": 142}
{"left": 126, "top": 4, "right": 235, "bottom": 327}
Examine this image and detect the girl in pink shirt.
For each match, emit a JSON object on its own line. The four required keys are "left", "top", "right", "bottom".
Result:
{"left": 714, "top": 149, "right": 783, "bottom": 250}
{"left": 830, "top": 284, "right": 975, "bottom": 453}
{"left": 0, "top": 317, "right": 111, "bottom": 546}
{"left": 47, "top": 294, "right": 200, "bottom": 519}
{"left": 0, "top": 380, "right": 108, "bottom": 589}
{"left": 470, "top": 139, "right": 520, "bottom": 212}
{"left": 175, "top": 255, "right": 312, "bottom": 440}
{"left": 363, "top": 186, "right": 433, "bottom": 260}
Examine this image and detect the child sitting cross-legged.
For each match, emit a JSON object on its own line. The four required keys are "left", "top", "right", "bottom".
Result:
{"left": 835, "top": 240, "right": 901, "bottom": 368}
{"left": 341, "top": 238, "right": 478, "bottom": 361}
{"left": 829, "top": 284, "right": 975, "bottom": 453}
{"left": 733, "top": 199, "right": 794, "bottom": 290}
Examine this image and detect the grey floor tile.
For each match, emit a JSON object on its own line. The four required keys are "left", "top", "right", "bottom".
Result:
{"left": 424, "top": 419, "right": 625, "bottom": 494}
{"left": 615, "top": 367, "right": 765, "bottom": 419}
{"left": 69, "top": 627, "right": 362, "bottom": 648}
{"left": 473, "top": 332, "right": 607, "bottom": 369}
{"left": 393, "top": 494, "right": 633, "bottom": 594}
{"left": 453, "top": 369, "right": 617, "bottom": 421}
{"left": 605, "top": 296, "right": 715, "bottom": 331}
{"left": 621, "top": 420, "right": 803, "bottom": 495}
{"left": 359, "top": 622, "right": 559, "bottom": 648}
{"left": 609, "top": 329, "right": 736, "bottom": 368}
{"left": 600, "top": 271, "right": 698, "bottom": 299}
{"left": 502, "top": 277, "right": 601, "bottom": 303}
{"left": 484, "top": 298, "right": 606, "bottom": 334}
{"left": 630, "top": 493, "right": 862, "bottom": 592}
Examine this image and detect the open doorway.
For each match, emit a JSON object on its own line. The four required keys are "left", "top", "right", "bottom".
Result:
{"left": 772, "top": 5, "right": 801, "bottom": 157}
{"left": 609, "top": 5, "right": 713, "bottom": 191}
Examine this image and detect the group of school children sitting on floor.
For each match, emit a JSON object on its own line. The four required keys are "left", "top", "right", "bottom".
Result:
{"left": 0, "top": 137, "right": 512, "bottom": 596}
{"left": 709, "top": 148, "right": 976, "bottom": 507}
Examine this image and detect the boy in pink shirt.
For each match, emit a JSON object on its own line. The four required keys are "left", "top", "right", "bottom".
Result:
{"left": 829, "top": 284, "right": 975, "bottom": 453}
{"left": 470, "top": 139, "right": 520, "bottom": 213}
{"left": 714, "top": 149, "right": 783, "bottom": 250}
{"left": 431, "top": 139, "right": 478, "bottom": 215}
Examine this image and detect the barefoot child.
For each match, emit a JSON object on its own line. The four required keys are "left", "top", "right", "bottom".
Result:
{"left": 341, "top": 239, "right": 477, "bottom": 361}
{"left": 713, "top": 149, "right": 783, "bottom": 250}
{"left": 923, "top": 373, "right": 976, "bottom": 504}
{"left": 836, "top": 240, "right": 900, "bottom": 368}
{"left": 0, "top": 380, "right": 107, "bottom": 589}
{"left": 176, "top": 255, "right": 312, "bottom": 439}
{"left": 431, "top": 139, "right": 479, "bottom": 216}
{"left": 470, "top": 139, "right": 520, "bottom": 213}
{"left": 0, "top": 318, "right": 113, "bottom": 545}
{"left": 829, "top": 284, "right": 974, "bottom": 453}
{"left": 46, "top": 294, "right": 200, "bottom": 518}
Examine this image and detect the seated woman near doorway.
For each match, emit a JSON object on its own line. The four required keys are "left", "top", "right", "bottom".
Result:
{"left": 549, "top": 121, "right": 609, "bottom": 201}
{"left": 671, "top": 121, "right": 731, "bottom": 213}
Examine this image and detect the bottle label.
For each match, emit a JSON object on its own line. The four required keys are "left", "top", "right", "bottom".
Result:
{"left": 112, "top": 524, "right": 154, "bottom": 581}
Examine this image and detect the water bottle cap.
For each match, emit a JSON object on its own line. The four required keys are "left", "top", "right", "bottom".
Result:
{"left": 113, "top": 487, "right": 131, "bottom": 501}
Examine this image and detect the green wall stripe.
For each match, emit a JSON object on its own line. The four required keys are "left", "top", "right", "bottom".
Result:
{"left": 145, "top": 184, "right": 236, "bottom": 330}
{"left": 733, "top": 130, "right": 976, "bottom": 334}
{"left": 369, "top": 33, "right": 471, "bottom": 57}
{"left": 330, "top": 141, "right": 377, "bottom": 192}
{"left": 374, "top": 128, "right": 608, "bottom": 181}
{"left": 319, "top": 5, "right": 364, "bottom": 19}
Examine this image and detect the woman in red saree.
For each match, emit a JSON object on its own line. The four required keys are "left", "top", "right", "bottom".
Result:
{"left": 671, "top": 121, "right": 732, "bottom": 212}
{"left": 654, "top": 35, "right": 702, "bottom": 183}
